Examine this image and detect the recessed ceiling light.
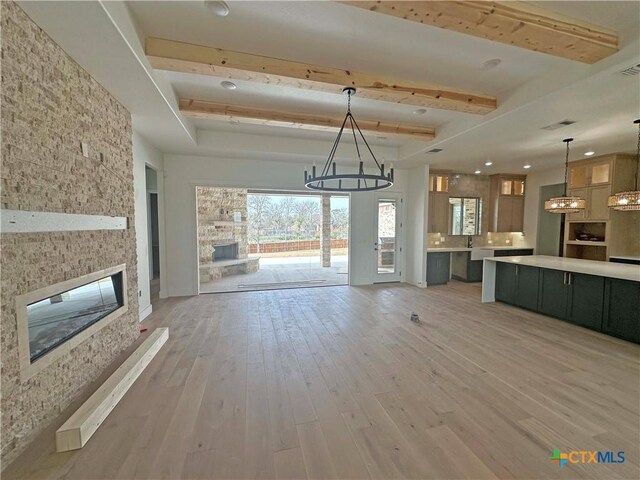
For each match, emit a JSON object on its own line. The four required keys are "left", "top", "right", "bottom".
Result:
{"left": 524, "top": 164, "right": 531, "bottom": 169}
{"left": 413, "top": 108, "right": 427, "bottom": 115}
{"left": 481, "top": 58, "right": 502, "bottom": 71}
{"left": 221, "top": 80, "right": 237, "bottom": 90}
{"left": 475, "top": 170, "right": 481, "bottom": 174}
{"left": 205, "top": 1, "right": 230, "bottom": 17}
{"left": 484, "top": 161, "right": 493, "bottom": 166}
{"left": 584, "top": 151, "right": 595, "bottom": 156}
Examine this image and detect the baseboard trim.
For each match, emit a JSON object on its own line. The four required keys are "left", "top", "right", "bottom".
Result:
{"left": 139, "top": 303, "right": 152, "bottom": 322}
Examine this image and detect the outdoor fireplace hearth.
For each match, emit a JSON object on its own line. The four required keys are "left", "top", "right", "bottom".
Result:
{"left": 212, "top": 242, "right": 238, "bottom": 262}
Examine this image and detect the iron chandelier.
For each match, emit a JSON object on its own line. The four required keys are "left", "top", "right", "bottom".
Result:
{"left": 304, "top": 87, "right": 394, "bottom": 192}
{"left": 544, "top": 138, "right": 587, "bottom": 214}
{"left": 607, "top": 119, "right": 640, "bottom": 211}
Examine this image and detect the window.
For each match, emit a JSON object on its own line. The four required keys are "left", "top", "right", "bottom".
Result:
{"left": 449, "top": 197, "right": 481, "bottom": 236}
{"left": 27, "top": 273, "right": 124, "bottom": 362}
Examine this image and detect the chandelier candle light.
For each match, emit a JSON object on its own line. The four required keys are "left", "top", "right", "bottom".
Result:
{"left": 607, "top": 119, "right": 640, "bottom": 211}
{"left": 545, "top": 138, "right": 587, "bottom": 214}
{"left": 304, "top": 87, "right": 394, "bottom": 192}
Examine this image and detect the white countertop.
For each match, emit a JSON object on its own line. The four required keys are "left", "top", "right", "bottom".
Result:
{"left": 610, "top": 255, "right": 640, "bottom": 262}
{"left": 479, "top": 246, "right": 533, "bottom": 250}
{"left": 426, "top": 246, "right": 532, "bottom": 252}
{"left": 485, "top": 255, "right": 640, "bottom": 282}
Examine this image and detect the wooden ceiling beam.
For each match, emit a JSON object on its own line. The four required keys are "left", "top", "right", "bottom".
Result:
{"left": 146, "top": 37, "right": 496, "bottom": 115}
{"left": 341, "top": 1, "right": 618, "bottom": 64}
{"left": 179, "top": 99, "right": 436, "bottom": 140}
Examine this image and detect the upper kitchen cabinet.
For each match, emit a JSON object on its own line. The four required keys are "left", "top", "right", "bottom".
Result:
{"left": 567, "top": 156, "right": 615, "bottom": 221}
{"left": 564, "top": 153, "right": 640, "bottom": 261}
{"left": 429, "top": 173, "right": 449, "bottom": 193}
{"left": 428, "top": 172, "right": 450, "bottom": 233}
{"left": 568, "top": 157, "right": 612, "bottom": 188}
{"left": 489, "top": 174, "right": 526, "bottom": 232}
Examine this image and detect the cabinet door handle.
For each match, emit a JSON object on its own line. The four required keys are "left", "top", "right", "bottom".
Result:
{"left": 568, "top": 273, "right": 572, "bottom": 285}
{"left": 515, "top": 265, "right": 519, "bottom": 276}
{"left": 563, "top": 272, "right": 567, "bottom": 285}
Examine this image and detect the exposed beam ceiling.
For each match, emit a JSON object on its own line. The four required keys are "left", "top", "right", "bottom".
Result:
{"left": 179, "top": 99, "right": 436, "bottom": 140}
{"left": 146, "top": 37, "right": 496, "bottom": 115}
{"left": 341, "top": 1, "right": 618, "bottom": 64}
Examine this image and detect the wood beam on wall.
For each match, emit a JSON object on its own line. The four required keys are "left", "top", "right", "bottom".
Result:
{"left": 146, "top": 37, "right": 496, "bottom": 115}
{"left": 179, "top": 99, "right": 436, "bottom": 140}
{"left": 341, "top": 1, "right": 618, "bottom": 64}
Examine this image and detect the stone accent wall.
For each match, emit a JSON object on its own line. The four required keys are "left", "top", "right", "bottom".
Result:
{"left": 196, "top": 187, "right": 248, "bottom": 264}
{"left": 0, "top": 2, "right": 139, "bottom": 466}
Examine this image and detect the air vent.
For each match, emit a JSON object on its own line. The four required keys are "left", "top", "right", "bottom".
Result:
{"left": 618, "top": 63, "right": 640, "bottom": 76}
{"left": 541, "top": 120, "right": 577, "bottom": 131}
{"left": 426, "top": 148, "right": 443, "bottom": 154}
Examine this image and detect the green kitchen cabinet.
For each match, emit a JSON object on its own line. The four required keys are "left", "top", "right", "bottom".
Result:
{"left": 495, "top": 262, "right": 516, "bottom": 303}
{"left": 566, "top": 273, "right": 604, "bottom": 330}
{"left": 514, "top": 265, "right": 539, "bottom": 311}
{"left": 603, "top": 278, "right": 640, "bottom": 343}
{"left": 495, "top": 263, "right": 539, "bottom": 310}
{"left": 427, "top": 252, "right": 450, "bottom": 286}
{"left": 538, "top": 270, "right": 604, "bottom": 330}
{"left": 538, "top": 268, "right": 568, "bottom": 318}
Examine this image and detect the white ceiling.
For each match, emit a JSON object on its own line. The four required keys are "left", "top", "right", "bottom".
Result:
{"left": 17, "top": 0, "right": 640, "bottom": 174}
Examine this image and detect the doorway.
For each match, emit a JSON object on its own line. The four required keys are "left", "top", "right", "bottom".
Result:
{"left": 537, "top": 183, "right": 565, "bottom": 256}
{"left": 145, "top": 166, "right": 160, "bottom": 301}
{"left": 197, "top": 187, "right": 349, "bottom": 293}
{"left": 373, "top": 193, "right": 402, "bottom": 283}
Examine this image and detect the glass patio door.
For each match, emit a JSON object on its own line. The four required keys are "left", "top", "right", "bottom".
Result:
{"left": 373, "top": 194, "right": 402, "bottom": 283}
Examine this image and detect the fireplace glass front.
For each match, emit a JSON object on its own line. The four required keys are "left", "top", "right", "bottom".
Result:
{"left": 27, "top": 272, "right": 124, "bottom": 362}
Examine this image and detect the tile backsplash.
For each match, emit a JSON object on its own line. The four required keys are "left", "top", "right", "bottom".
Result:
{"left": 427, "top": 231, "right": 528, "bottom": 248}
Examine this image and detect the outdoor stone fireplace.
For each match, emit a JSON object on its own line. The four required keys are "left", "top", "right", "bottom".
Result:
{"left": 212, "top": 241, "right": 238, "bottom": 262}
{"left": 196, "top": 187, "right": 259, "bottom": 283}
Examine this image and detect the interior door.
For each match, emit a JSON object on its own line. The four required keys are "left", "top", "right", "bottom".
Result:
{"left": 373, "top": 194, "right": 402, "bottom": 283}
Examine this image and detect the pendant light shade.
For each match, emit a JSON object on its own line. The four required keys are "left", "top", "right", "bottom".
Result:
{"left": 544, "top": 196, "right": 587, "bottom": 213}
{"left": 607, "top": 119, "right": 640, "bottom": 211}
{"left": 545, "top": 138, "right": 587, "bottom": 214}
{"left": 304, "top": 87, "right": 393, "bottom": 192}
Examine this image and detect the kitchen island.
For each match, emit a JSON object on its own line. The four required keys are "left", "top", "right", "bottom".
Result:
{"left": 482, "top": 255, "right": 640, "bottom": 343}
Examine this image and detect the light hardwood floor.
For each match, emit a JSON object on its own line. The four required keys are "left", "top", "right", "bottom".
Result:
{"left": 4, "top": 281, "right": 639, "bottom": 479}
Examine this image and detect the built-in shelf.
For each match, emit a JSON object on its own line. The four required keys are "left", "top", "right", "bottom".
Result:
{"left": 566, "top": 240, "right": 607, "bottom": 246}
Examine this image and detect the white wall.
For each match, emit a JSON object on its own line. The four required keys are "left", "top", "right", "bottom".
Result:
{"left": 519, "top": 165, "right": 565, "bottom": 251}
{"left": 405, "top": 164, "right": 429, "bottom": 287}
{"left": 162, "top": 154, "right": 408, "bottom": 296}
{"left": 132, "top": 132, "right": 165, "bottom": 319}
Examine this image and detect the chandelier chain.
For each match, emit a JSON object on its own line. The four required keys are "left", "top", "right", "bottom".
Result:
{"left": 563, "top": 139, "right": 570, "bottom": 196}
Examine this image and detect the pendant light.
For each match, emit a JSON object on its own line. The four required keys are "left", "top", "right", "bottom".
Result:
{"left": 304, "top": 87, "right": 393, "bottom": 192}
{"left": 607, "top": 119, "right": 640, "bottom": 211}
{"left": 544, "top": 138, "right": 587, "bottom": 214}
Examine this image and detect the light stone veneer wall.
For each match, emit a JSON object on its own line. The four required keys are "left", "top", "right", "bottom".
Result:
{"left": 0, "top": 2, "right": 139, "bottom": 466}
{"left": 196, "top": 187, "right": 248, "bottom": 264}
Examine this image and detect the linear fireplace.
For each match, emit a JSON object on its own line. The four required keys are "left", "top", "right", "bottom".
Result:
{"left": 212, "top": 241, "right": 238, "bottom": 262}
{"left": 16, "top": 265, "right": 128, "bottom": 380}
